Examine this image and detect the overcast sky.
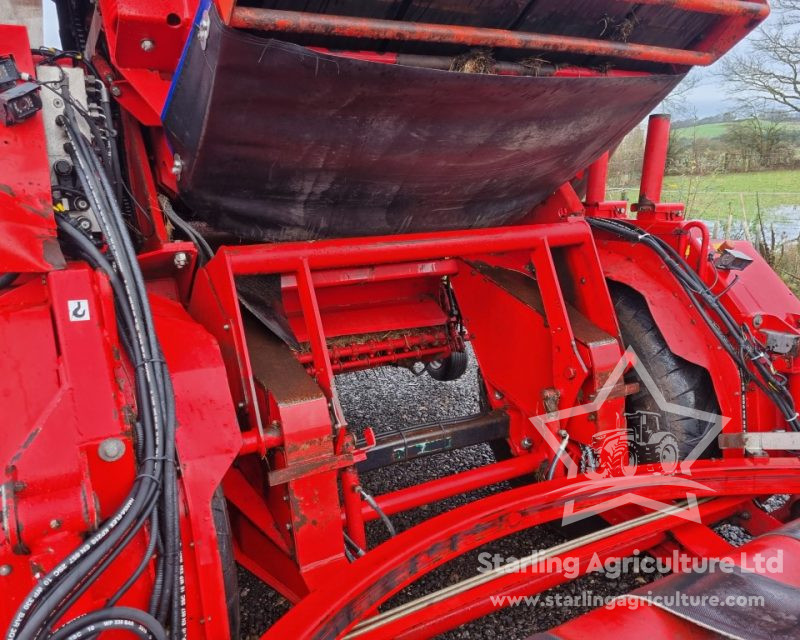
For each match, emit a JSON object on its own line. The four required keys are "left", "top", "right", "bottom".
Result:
{"left": 40, "top": 0, "right": 776, "bottom": 119}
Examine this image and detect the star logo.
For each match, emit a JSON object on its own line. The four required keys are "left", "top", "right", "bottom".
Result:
{"left": 530, "top": 347, "right": 728, "bottom": 524}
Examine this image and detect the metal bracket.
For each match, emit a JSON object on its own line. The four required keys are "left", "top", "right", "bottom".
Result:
{"left": 267, "top": 452, "right": 354, "bottom": 486}
{"left": 762, "top": 329, "right": 800, "bottom": 357}
{"left": 719, "top": 431, "right": 800, "bottom": 455}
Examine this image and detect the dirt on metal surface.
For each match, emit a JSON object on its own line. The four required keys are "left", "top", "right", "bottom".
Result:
{"left": 449, "top": 49, "right": 495, "bottom": 74}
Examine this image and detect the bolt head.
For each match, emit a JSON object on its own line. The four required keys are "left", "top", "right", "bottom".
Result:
{"left": 170, "top": 154, "right": 184, "bottom": 178}
{"left": 520, "top": 437, "right": 533, "bottom": 449}
{"left": 140, "top": 39, "right": 155, "bottom": 52}
{"left": 173, "top": 251, "right": 189, "bottom": 269}
{"left": 98, "top": 437, "right": 126, "bottom": 462}
{"left": 110, "top": 85, "right": 121, "bottom": 97}
{"left": 0, "top": 565, "right": 11, "bottom": 576}
{"left": 493, "top": 390, "right": 503, "bottom": 400}
{"left": 50, "top": 519, "right": 61, "bottom": 530}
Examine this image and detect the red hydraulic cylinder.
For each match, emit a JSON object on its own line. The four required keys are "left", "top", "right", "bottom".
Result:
{"left": 638, "top": 114, "right": 672, "bottom": 207}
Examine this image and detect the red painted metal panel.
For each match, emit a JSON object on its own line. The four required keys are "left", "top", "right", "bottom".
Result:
{"left": 0, "top": 26, "right": 64, "bottom": 273}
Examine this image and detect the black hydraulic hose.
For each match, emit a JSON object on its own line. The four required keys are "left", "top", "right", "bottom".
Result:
{"left": 588, "top": 217, "right": 800, "bottom": 432}
{"left": 48, "top": 607, "right": 166, "bottom": 640}
{"left": 59, "top": 115, "right": 169, "bottom": 608}
{"left": 7, "top": 84, "right": 176, "bottom": 640}
{"left": 158, "top": 195, "right": 213, "bottom": 263}
{"left": 46, "top": 146, "right": 164, "bottom": 624}
{"left": 53, "top": 227, "right": 165, "bottom": 617}
{"left": 64, "top": 103, "right": 183, "bottom": 635}
{"left": 107, "top": 511, "right": 160, "bottom": 606}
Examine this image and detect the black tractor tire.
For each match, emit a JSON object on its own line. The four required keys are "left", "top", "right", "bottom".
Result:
{"left": 426, "top": 350, "right": 469, "bottom": 381}
{"left": 611, "top": 282, "right": 720, "bottom": 461}
{"left": 212, "top": 487, "right": 240, "bottom": 639}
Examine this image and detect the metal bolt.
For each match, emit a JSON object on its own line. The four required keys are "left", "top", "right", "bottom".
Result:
{"left": 222, "top": 323, "right": 231, "bottom": 331}
{"left": 52, "top": 97, "right": 63, "bottom": 108}
{"left": 170, "top": 154, "right": 183, "bottom": 179}
{"left": 493, "top": 390, "right": 503, "bottom": 400}
{"left": 520, "top": 437, "right": 532, "bottom": 449}
{"left": 285, "top": 523, "right": 292, "bottom": 531}
{"left": 140, "top": 39, "right": 155, "bottom": 52}
{"left": 173, "top": 251, "right": 189, "bottom": 269}
{"left": 50, "top": 519, "right": 61, "bottom": 530}
{"left": 110, "top": 85, "right": 121, "bottom": 97}
{"left": 753, "top": 314, "right": 763, "bottom": 328}
{"left": 98, "top": 438, "right": 126, "bottom": 462}
{"left": 0, "top": 565, "right": 10, "bottom": 576}
{"left": 198, "top": 10, "right": 211, "bottom": 50}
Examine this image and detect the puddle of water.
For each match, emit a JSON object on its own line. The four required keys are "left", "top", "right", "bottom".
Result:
{"left": 700, "top": 206, "right": 800, "bottom": 242}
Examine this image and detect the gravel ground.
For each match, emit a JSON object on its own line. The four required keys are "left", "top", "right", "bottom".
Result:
{"left": 238, "top": 352, "right": 773, "bottom": 639}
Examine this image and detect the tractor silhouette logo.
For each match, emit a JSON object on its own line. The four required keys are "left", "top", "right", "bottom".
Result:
{"left": 592, "top": 411, "right": 679, "bottom": 477}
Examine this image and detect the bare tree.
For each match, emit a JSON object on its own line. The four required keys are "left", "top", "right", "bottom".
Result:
{"left": 721, "top": 0, "right": 800, "bottom": 113}
{"left": 661, "top": 71, "right": 700, "bottom": 120}
{"left": 721, "top": 109, "right": 791, "bottom": 169}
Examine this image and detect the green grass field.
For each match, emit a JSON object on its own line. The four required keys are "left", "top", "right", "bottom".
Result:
{"left": 608, "top": 169, "right": 800, "bottom": 229}
{"left": 661, "top": 170, "right": 800, "bottom": 195}
{"left": 672, "top": 121, "right": 800, "bottom": 140}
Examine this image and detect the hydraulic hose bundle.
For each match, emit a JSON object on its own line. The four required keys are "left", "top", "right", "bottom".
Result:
{"left": 6, "top": 68, "right": 183, "bottom": 640}
{"left": 587, "top": 216, "right": 800, "bottom": 433}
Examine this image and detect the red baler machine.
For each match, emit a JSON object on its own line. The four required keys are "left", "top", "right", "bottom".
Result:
{"left": 3, "top": 1, "right": 800, "bottom": 638}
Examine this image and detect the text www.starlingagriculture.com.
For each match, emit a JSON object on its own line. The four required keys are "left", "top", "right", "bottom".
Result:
{"left": 489, "top": 591, "right": 765, "bottom": 610}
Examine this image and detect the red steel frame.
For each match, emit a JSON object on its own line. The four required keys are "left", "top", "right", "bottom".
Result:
{"left": 4, "top": 1, "right": 800, "bottom": 639}
{"left": 264, "top": 459, "right": 800, "bottom": 639}
{"left": 227, "top": 3, "right": 762, "bottom": 67}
